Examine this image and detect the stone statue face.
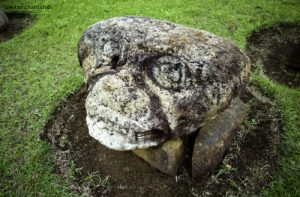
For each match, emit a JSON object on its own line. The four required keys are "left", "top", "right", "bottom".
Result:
{"left": 78, "top": 16, "right": 250, "bottom": 150}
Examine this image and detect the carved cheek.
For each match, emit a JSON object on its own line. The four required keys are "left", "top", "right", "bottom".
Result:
{"left": 87, "top": 74, "right": 151, "bottom": 118}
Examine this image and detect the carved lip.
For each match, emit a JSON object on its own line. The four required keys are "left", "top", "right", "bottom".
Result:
{"left": 86, "top": 113, "right": 168, "bottom": 150}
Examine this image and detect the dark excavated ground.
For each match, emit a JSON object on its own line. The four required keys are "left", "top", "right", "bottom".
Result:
{"left": 0, "top": 12, "right": 33, "bottom": 43}
{"left": 246, "top": 23, "right": 300, "bottom": 88}
{"left": 42, "top": 23, "right": 300, "bottom": 197}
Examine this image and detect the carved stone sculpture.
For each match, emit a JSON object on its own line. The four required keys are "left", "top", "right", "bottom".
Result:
{"left": 78, "top": 16, "right": 250, "bottom": 178}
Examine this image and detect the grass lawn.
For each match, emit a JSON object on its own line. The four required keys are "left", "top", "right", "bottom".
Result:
{"left": 0, "top": 0, "right": 299, "bottom": 196}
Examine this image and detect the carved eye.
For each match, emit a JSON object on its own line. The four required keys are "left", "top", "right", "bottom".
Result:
{"left": 151, "top": 59, "right": 182, "bottom": 90}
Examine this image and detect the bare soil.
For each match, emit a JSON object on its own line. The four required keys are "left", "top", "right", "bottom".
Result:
{"left": 0, "top": 12, "right": 33, "bottom": 43}
{"left": 246, "top": 23, "right": 300, "bottom": 88}
{"left": 42, "top": 24, "right": 300, "bottom": 196}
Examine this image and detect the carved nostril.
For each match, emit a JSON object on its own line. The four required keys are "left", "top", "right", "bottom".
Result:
{"left": 111, "top": 55, "right": 120, "bottom": 69}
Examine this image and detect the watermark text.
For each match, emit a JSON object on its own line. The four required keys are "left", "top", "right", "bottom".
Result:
{"left": 4, "top": 5, "right": 51, "bottom": 10}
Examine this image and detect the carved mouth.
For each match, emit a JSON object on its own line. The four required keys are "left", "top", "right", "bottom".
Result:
{"left": 86, "top": 112, "right": 168, "bottom": 150}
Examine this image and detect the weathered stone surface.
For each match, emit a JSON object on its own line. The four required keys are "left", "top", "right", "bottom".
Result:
{"left": 0, "top": 9, "right": 8, "bottom": 32}
{"left": 133, "top": 138, "right": 183, "bottom": 175}
{"left": 78, "top": 16, "right": 250, "bottom": 151}
{"left": 192, "top": 97, "right": 246, "bottom": 182}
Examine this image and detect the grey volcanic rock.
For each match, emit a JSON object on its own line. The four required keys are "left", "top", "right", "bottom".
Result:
{"left": 0, "top": 9, "right": 8, "bottom": 32}
{"left": 192, "top": 97, "right": 246, "bottom": 181}
{"left": 78, "top": 16, "right": 250, "bottom": 151}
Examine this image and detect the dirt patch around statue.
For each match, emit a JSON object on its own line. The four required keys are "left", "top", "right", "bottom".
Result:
{"left": 42, "top": 86, "right": 280, "bottom": 197}
{"left": 42, "top": 24, "right": 300, "bottom": 196}
{"left": 0, "top": 12, "right": 34, "bottom": 43}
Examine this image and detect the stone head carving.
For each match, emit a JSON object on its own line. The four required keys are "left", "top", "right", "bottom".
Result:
{"left": 78, "top": 16, "right": 250, "bottom": 150}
